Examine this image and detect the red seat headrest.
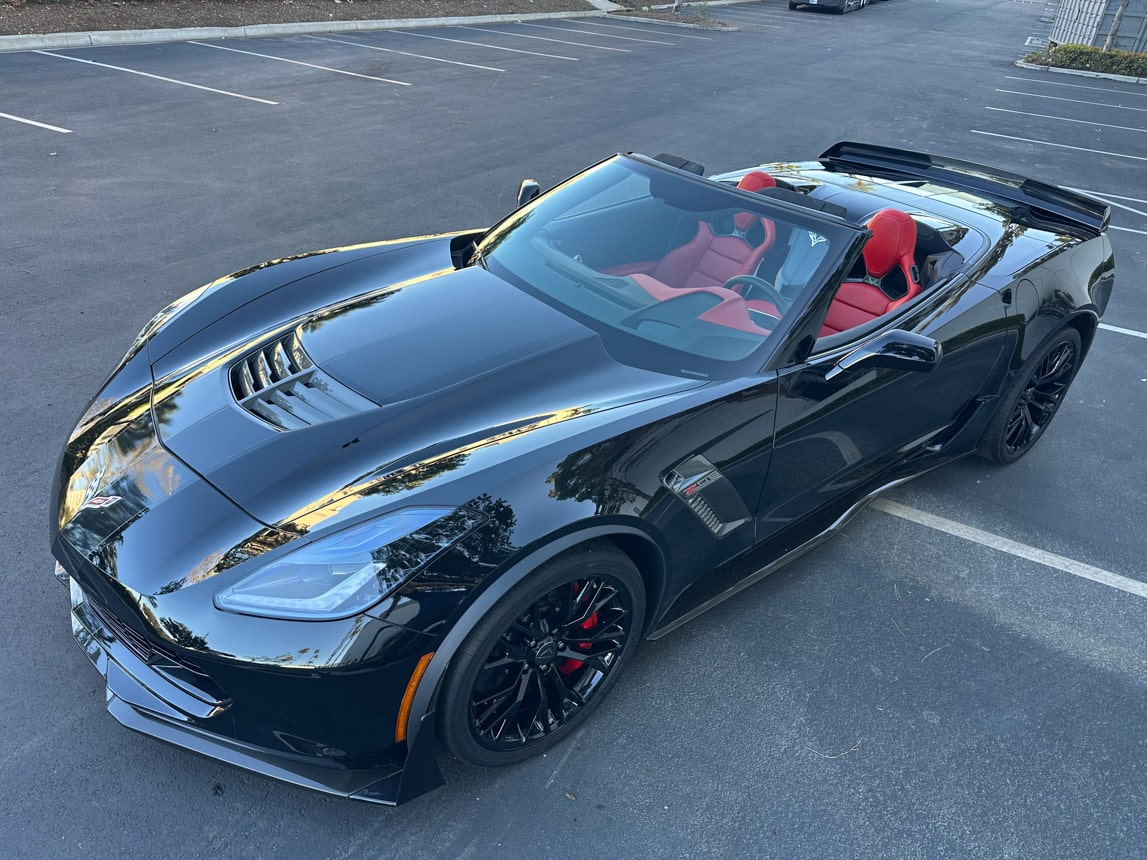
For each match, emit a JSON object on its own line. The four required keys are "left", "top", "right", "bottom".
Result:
{"left": 863, "top": 209, "right": 917, "bottom": 278}
{"left": 737, "top": 171, "right": 777, "bottom": 193}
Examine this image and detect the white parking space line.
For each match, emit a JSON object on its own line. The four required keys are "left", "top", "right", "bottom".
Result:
{"left": 874, "top": 500, "right": 1147, "bottom": 600}
{"left": 1099, "top": 323, "right": 1147, "bottom": 339}
{"left": 1068, "top": 188, "right": 1147, "bottom": 219}
{"left": 393, "top": 29, "right": 578, "bottom": 61}
{"left": 985, "top": 106, "right": 1147, "bottom": 134}
{"left": 305, "top": 35, "right": 504, "bottom": 72}
{"left": 518, "top": 21, "right": 676, "bottom": 45}
{"left": 577, "top": 20, "right": 713, "bottom": 40}
{"left": 457, "top": 25, "right": 631, "bottom": 52}
{"left": 33, "top": 50, "right": 279, "bottom": 104}
{"left": 970, "top": 130, "right": 1147, "bottom": 162}
{"left": 535, "top": 21, "right": 677, "bottom": 45}
{"left": 189, "top": 41, "right": 411, "bottom": 85}
{"left": 1004, "top": 74, "right": 1147, "bottom": 98}
{"left": 1070, "top": 190, "right": 1147, "bottom": 205}
{"left": 1111, "top": 225, "right": 1147, "bottom": 235}
{"left": 1070, "top": 186, "right": 1147, "bottom": 215}
{"left": 994, "top": 88, "right": 1147, "bottom": 114}
{"left": 0, "top": 111, "right": 72, "bottom": 133}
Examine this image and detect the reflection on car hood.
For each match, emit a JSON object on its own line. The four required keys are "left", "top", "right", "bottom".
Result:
{"left": 153, "top": 263, "right": 702, "bottom": 529}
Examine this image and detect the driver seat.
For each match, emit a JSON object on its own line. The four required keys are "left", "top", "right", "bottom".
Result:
{"left": 820, "top": 208, "right": 922, "bottom": 336}
{"left": 638, "top": 171, "right": 779, "bottom": 290}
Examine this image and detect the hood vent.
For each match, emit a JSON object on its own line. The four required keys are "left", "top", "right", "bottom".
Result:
{"left": 230, "top": 330, "right": 377, "bottom": 430}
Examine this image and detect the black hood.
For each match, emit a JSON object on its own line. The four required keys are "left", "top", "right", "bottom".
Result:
{"left": 152, "top": 261, "right": 701, "bottom": 529}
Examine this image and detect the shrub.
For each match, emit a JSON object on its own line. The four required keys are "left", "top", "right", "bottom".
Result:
{"left": 1023, "top": 42, "right": 1147, "bottom": 78}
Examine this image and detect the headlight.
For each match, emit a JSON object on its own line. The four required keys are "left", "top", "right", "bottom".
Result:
{"left": 214, "top": 507, "right": 482, "bottom": 620}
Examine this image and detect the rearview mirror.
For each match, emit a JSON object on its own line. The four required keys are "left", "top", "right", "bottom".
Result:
{"left": 517, "top": 179, "right": 541, "bottom": 208}
{"left": 824, "top": 330, "right": 942, "bottom": 382}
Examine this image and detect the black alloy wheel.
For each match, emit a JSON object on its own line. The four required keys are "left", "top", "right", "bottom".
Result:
{"left": 979, "top": 327, "right": 1082, "bottom": 463}
{"left": 438, "top": 543, "right": 645, "bottom": 767}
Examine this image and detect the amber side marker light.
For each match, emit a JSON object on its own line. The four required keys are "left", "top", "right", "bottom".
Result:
{"left": 396, "top": 651, "right": 435, "bottom": 743}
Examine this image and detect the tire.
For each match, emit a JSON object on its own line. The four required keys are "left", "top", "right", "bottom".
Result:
{"left": 438, "top": 542, "right": 646, "bottom": 767}
{"left": 977, "top": 327, "right": 1082, "bottom": 464}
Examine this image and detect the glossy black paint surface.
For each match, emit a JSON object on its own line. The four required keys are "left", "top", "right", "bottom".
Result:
{"left": 49, "top": 148, "right": 1114, "bottom": 805}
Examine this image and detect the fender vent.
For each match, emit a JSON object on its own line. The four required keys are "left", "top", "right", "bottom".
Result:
{"left": 663, "top": 454, "right": 751, "bottom": 538}
{"left": 230, "top": 330, "right": 377, "bottom": 430}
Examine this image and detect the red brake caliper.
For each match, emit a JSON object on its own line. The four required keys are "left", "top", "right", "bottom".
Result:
{"left": 558, "top": 581, "right": 598, "bottom": 675}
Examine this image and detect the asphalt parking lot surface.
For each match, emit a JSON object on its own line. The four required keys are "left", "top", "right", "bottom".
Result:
{"left": 3, "top": 1, "right": 1145, "bottom": 856}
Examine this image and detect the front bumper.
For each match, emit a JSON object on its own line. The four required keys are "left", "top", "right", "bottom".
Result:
{"left": 63, "top": 568, "right": 436, "bottom": 805}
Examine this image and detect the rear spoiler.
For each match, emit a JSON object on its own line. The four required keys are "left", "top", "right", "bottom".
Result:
{"left": 819, "top": 141, "right": 1110, "bottom": 235}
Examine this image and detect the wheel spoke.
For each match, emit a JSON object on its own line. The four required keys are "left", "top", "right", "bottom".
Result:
{"left": 466, "top": 570, "right": 636, "bottom": 752}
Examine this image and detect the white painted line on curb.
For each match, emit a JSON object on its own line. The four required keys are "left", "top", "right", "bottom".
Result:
{"left": 392, "top": 29, "right": 578, "bottom": 61}
{"left": 970, "top": 130, "right": 1147, "bottom": 162}
{"left": 1099, "top": 323, "right": 1147, "bottom": 339}
{"left": 458, "top": 25, "right": 631, "bottom": 52}
{"left": 985, "top": 105, "right": 1147, "bottom": 134}
{"left": 1004, "top": 74, "right": 1147, "bottom": 97}
{"left": 306, "top": 35, "right": 504, "bottom": 72}
{"left": 189, "top": 41, "right": 411, "bottom": 85}
{"left": 577, "top": 19, "right": 713, "bottom": 40}
{"left": 994, "top": 88, "right": 1147, "bottom": 114}
{"left": 0, "top": 111, "right": 72, "bottom": 133}
{"left": 873, "top": 499, "right": 1147, "bottom": 600}
{"left": 33, "top": 50, "right": 279, "bottom": 104}
{"left": 531, "top": 21, "right": 677, "bottom": 44}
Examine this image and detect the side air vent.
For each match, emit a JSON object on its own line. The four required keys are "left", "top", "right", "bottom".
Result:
{"left": 662, "top": 454, "right": 751, "bottom": 538}
{"left": 230, "top": 330, "right": 378, "bottom": 430}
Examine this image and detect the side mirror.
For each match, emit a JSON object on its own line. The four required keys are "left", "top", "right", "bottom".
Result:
{"left": 516, "top": 179, "right": 541, "bottom": 208}
{"left": 824, "top": 329, "right": 942, "bottom": 382}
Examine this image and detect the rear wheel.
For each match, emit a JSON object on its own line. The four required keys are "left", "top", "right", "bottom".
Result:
{"left": 978, "top": 327, "right": 1082, "bottom": 463}
{"left": 438, "top": 543, "right": 645, "bottom": 767}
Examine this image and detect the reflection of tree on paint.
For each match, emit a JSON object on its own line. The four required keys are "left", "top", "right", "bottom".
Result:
{"left": 159, "top": 617, "right": 210, "bottom": 651}
{"left": 547, "top": 432, "right": 649, "bottom": 514}
{"left": 364, "top": 452, "right": 470, "bottom": 497}
{"left": 461, "top": 494, "right": 517, "bottom": 562}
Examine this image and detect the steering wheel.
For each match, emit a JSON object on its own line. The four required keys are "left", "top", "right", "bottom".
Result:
{"left": 722, "top": 275, "right": 790, "bottom": 313}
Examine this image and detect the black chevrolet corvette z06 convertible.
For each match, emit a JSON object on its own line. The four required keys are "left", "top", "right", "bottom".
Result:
{"left": 51, "top": 141, "right": 1114, "bottom": 805}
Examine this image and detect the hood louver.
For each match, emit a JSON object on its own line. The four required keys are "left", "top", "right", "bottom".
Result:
{"left": 230, "top": 330, "right": 377, "bottom": 430}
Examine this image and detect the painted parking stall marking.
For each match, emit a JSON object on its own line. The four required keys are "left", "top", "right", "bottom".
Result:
{"left": 874, "top": 500, "right": 1147, "bottom": 599}
{"left": 392, "top": 29, "right": 579, "bottom": 61}
{"left": 304, "top": 35, "right": 505, "bottom": 73}
{"left": 524, "top": 21, "right": 679, "bottom": 46}
{"left": 575, "top": 19, "right": 715, "bottom": 40}
{"left": 985, "top": 106, "right": 1147, "bottom": 135}
{"left": 189, "top": 41, "right": 412, "bottom": 85}
{"left": 994, "top": 88, "right": 1147, "bottom": 115}
{"left": 1098, "top": 323, "right": 1147, "bottom": 340}
{"left": 33, "top": 50, "right": 279, "bottom": 104}
{"left": 969, "top": 131, "right": 1147, "bottom": 163}
{"left": 457, "top": 25, "right": 632, "bottom": 53}
{"left": 0, "top": 111, "right": 72, "bottom": 133}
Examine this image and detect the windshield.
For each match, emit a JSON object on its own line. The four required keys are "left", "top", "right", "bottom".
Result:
{"left": 479, "top": 156, "right": 858, "bottom": 378}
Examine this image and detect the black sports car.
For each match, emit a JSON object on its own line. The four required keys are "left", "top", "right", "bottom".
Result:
{"left": 51, "top": 142, "right": 1114, "bottom": 805}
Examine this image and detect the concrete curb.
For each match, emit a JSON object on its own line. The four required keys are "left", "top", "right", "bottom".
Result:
{"left": 1014, "top": 59, "right": 1147, "bottom": 85}
{"left": 0, "top": 9, "right": 608, "bottom": 53}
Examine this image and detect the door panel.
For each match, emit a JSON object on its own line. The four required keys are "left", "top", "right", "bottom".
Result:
{"left": 755, "top": 281, "right": 1010, "bottom": 541}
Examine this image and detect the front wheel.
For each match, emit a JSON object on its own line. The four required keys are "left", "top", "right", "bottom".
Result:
{"left": 438, "top": 542, "right": 645, "bottom": 767}
{"left": 978, "top": 327, "right": 1082, "bottom": 463}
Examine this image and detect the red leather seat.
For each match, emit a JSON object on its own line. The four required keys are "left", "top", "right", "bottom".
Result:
{"left": 605, "top": 172, "right": 778, "bottom": 290}
{"left": 820, "top": 209, "right": 922, "bottom": 337}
